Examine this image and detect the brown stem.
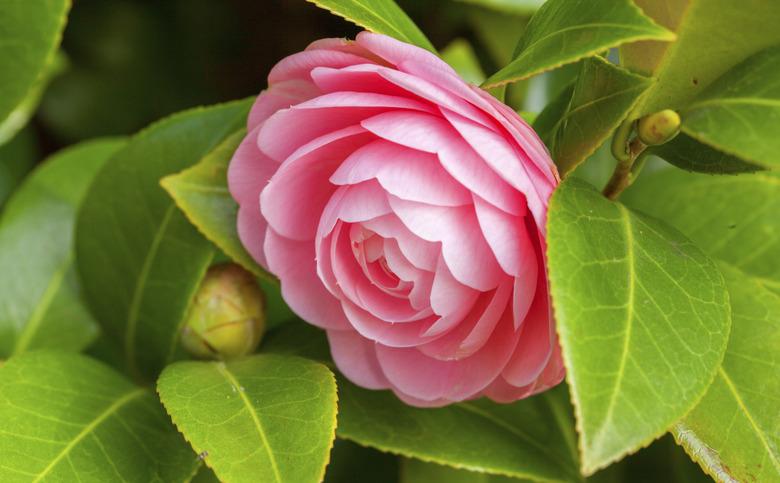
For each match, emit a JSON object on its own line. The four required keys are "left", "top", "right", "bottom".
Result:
{"left": 603, "top": 138, "right": 646, "bottom": 200}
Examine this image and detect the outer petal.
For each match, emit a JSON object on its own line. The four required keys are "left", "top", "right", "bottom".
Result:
{"left": 375, "top": 306, "right": 520, "bottom": 402}
{"left": 264, "top": 228, "right": 350, "bottom": 331}
{"left": 328, "top": 330, "right": 390, "bottom": 390}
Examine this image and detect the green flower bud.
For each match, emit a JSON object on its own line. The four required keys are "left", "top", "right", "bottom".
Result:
{"left": 181, "top": 263, "right": 266, "bottom": 360}
{"left": 637, "top": 109, "right": 681, "bottom": 146}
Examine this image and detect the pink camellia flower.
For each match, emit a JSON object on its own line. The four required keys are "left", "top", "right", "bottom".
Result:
{"left": 228, "top": 32, "right": 564, "bottom": 407}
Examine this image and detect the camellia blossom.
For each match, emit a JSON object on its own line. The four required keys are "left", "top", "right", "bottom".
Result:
{"left": 228, "top": 31, "right": 564, "bottom": 407}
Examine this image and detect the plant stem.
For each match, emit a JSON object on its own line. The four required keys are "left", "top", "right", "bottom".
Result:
{"left": 603, "top": 137, "right": 646, "bottom": 200}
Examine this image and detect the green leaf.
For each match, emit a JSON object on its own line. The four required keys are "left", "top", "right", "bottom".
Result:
{"left": 623, "top": 171, "right": 780, "bottom": 286}
{"left": 623, "top": 170, "right": 780, "bottom": 481}
{"left": 677, "top": 46, "right": 780, "bottom": 170}
{"left": 674, "top": 265, "right": 780, "bottom": 482}
{"left": 651, "top": 132, "right": 761, "bottom": 175}
{"left": 482, "top": 0, "right": 674, "bottom": 88}
{"left": 546, "top": 178, "right": 731, "bottom": 474}
{"left": 441, "top": 39, "right": 486, "bottom": 85}
{"left": 337, "top": 381, "right": 580, "bottom": 482}
{"left": 0, "top": 0, "right": 69, "bottom": 131}
{"left": 623, "top": 0, "right": 780, "bottom": 118}
{"left": 0, "top": 351, "right": 199, "bottom": 482}
{"left": 454, "top": 0, "right": 544, "bottom": 15}
{"left": 401, "top": 458, "right": 530, "bottom": 482}
{"left": 0, "top": 126, "right": 38, "bottom": 207}
{"left": 76, "top": 100, "right": 251, "bottom": 381}
{"left": 0, "top": 51, "right": 68, "bottom": 145}
{"left": 0, "top": 139, "right": 124, "bottom": 357}
{"left": 535, "top": 56, "right": 653, "bottom": 175}
{"left": 157, "top": 354, "right": 338, "bottom": 483}
{"left": 161, "top": 130, "right": 269, "bottom": 280}
{"left": 305, "top": 0, "right": 436, "bottom": 52}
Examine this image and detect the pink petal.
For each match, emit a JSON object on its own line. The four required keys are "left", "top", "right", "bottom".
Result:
{"left": 355, "top": 31, "right": 455, "bottom": 75}
{"left": 328, "top": 330, "right": 390, "bottom": 390}
{"left": 382, "top": 238, "right": 434, "bottom": 310}
{"left": 426, "top": 257, "right": 479, "bottom": 326}
{"left": 330, "top": 139, "right": 471, "bottom": 207}
{"left": 473, "top": 195, "right": 537, "bottom": 279}
{"left": 341, "top": 300, "right": 438, "bottom": 348}
{"left": 362, "top": 111, "right": 526, "bottom": 215}
{"left": 258, "top": 92, "right": 433, "bottom": 162}
{"left": 260, "top": 126, "right": 373, "bottom": 240}
{"left": 329, "top": 222, "right": 427, "bottom": 322}
{"left": 236, "top": 205, "right": 268, "bottom": 269}
{"left": 319, "top": 181, "right": 393, "bottom": 237}
{"left": 388, "top": 197, "right": 504, "bottom": 291}
{"left": 264, "top": 228, "right": 350, "bottom": 330}
{"left": 268, "top": 49, "right": 373, "bottom": 84}
{"left": 419, "top": 278, "right": 513, "bottom": 360}
{"left": 248, "top": 80, "right": 321, "bottom": 131}
{"left": 501, "top": 278, "right": 553, "bottom": 387}
{"left": 441, "top": 108, "right": 551, "bottom": 228}
{"left": 375, "top": 306, "right": 521, "bottom": 402}
{"left": 481, "top": 376, "right": 536, "bottom": 403}
{"left": 228, "top": 125, "right": 276, "bottom": 206}
{"left": 311, "top": 64, "right": 413, "bottom": 98}
{"left": 472, "top": 87, "right": 559, "bottom": 184}
{"left": 399, "top": 56, "right": 557, "bottom": 184}
{"left": 361, "top": 214, "right": 440, "bottom": 272}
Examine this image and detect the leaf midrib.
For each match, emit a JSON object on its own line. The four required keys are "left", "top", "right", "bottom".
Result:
{"left": 215, "top": 362, "right": 283, "bottom": 483}
{"left": 124, "top": 204, "right": 176, "bottom": 376}
{"left": 13, "top": 253, "right": 73, "bottom": 354}
{"left": 31, "top": 388, "right": 146, "bottom": 482}
{"left": 589, "top": 205, "right": 636, "bottom": 454}
{"left": 719, "top": 363, "right": 780, "bottom": 474}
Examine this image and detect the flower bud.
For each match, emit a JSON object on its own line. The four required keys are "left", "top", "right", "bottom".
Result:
{"left": 181, "top": 263, "right": 265, "bottom": 360}
{"left": 637, "top": 109, "right": 681, "bottom": 146}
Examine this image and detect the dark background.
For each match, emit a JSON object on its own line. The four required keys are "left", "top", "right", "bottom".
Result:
{"left": 34, "top": 0, "right": 505, "bottom": 153}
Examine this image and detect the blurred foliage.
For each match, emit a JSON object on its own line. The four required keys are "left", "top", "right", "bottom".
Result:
{"left": 34, "top": 0, "right": 539, "bottom": 148}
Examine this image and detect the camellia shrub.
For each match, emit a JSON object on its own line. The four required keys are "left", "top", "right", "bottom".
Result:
{"left": 0, "top": 0, "right": 778, "bottom": 482}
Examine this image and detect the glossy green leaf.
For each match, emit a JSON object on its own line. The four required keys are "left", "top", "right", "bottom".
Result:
{"left": 678, "top": 46, "right": 780, "bottom": 170}
{"left": 306, "top": 0, "right": 436, "bottom": 52}
{"left": 482, "top": 0, "right": 673, "bottom": 88}
{"left": 0, "top": 139, "right": 124, "bottom": 357}
{"left": 454, "top": 0, "right": 543, "bottom": 15}
{"left": 337, "top": 381, "right": 580, "bottom": 482}
{"left": 674, "top": 265, "right": 780, "bottom": 483}
{"left": 0, "top": 351, "right": 199, "bottom": 482}
{"left": 623, "top": 0, "right": 780, "bottom": 118}
{"left": 0, "top": 127, "right": 38, "bottom": 207}
{"left": 651, "top": 132, "right": 761, "bottom": 174}
{"left": 546, "top": 178, "right": 731, "bottom": 474}
{"left": 401, "top": 458, "right": 529, "bottom": 482}
{"left": 441, "top": 39, "right": 485, "bottom": 85}
{"left": 157, "top": 354, "right": 338, "bottom": 483}
{"left": 623, "top": 171, "right": 780, "bottom": 287}
{"left": 0, "top": 0, "right": 69, "bottom": 131}
{"left": 0, "top": 52, "right": 67, "bottom": 146}
{"left": 624, "top": 170, "right": 780, "bottom": 481}
{"left": 161, "top": 130, "right": 269, "bottom": 279}
{"left": 76, "top": 100, "right": 251, "bottom": 381}
{"left": 536, "top": 56, "right": 653, "bottom": 175}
